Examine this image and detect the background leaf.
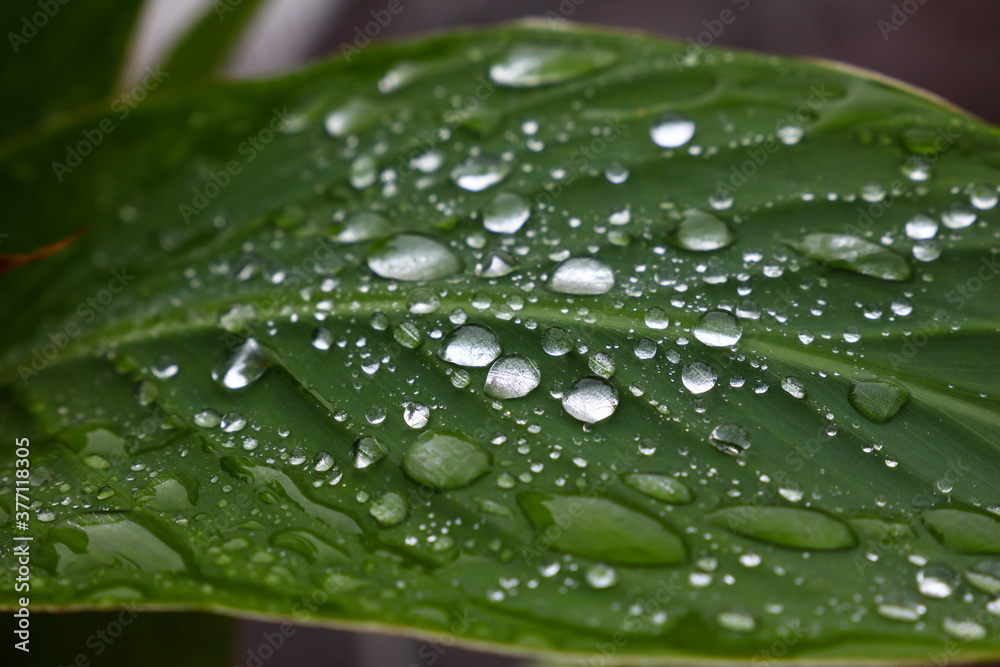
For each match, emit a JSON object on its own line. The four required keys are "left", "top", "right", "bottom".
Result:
{"left": 1, "top": 21, "right": 999, "bottom": 663}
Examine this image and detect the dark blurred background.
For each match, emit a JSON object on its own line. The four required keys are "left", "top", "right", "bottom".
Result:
{"left": 127, "top": 1, "right": 1000, "bottom": 665}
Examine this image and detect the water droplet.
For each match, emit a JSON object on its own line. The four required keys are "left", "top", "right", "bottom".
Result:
{"left": 477, "top": 250, "right": 518, "bottom": 277}
{"left": 351, "top": 436, "right": 387, "bottom": 469}
{"left": 450, "top": 155, "right": 510, "bottom": 192}
{"left": 403, "top": 402, "right": 430, "bottom": 429}
{"left": 848, "top": 380, "right": 910, "bottom": 424}
{"left": 942, "top": 616, "right": 987, "bottom": 642}
{"left": 942, "top": 203, "right": 977, "bottom": 229}
{"left": 604, "top": 161, "right": 629, "bottom": 184}
{"left": 715, "top": 607, "right": 756, "bottom": 633}
{"left": 789, "top": 233, "right": 911, "bottom": 281}
{"left": 489, "top": 44, "right": 616, "bottom": 88}
{"left": 624, "top": 473, "right": 694, "bottom": 504}
{"left": 588, "top": 352, "right": 615, "bottom": 378}
{"left": 311, "top": 327, "right": 333, "bottom": 350}
{"left": 633, "top": 338, "right": 657, "bottom": 360}
{"left": 709, "top": 424, "right": 750, "bottom": 456}
{"left": 312, "top": 451, "right": 335, "bottom": 472}
{"left": 970, "top": 182, "right": 999, "bottom": 210}
{"left": 349, "top": 154, "right": 378, "bottom": 190}
{"left": 483, "top": 192, "right": 530, "bottom": 234}
{"left": 439, "top": 324, "right": 502, "bottom": 367}
{"left": 519, "top": 492, "right": 686, "bottom": 565}
{"left": 485, "top": 354, "right": 541, "bottom": 399}
{"left": 324, "top": 98, "right": 376, "bottom": 137}
{"left": 904, "top": 213, "right": 938, "bottom": 240}
{"left": 369, "top": 491, "right": 407, "bottom": 527}
{"left": 220, "top": 412, "right": 246, "bottom": 433}
{"left": 547, "top": 257, "right": 614, "bottom": 295}
{"left": 562, "top": 377, "right": 618, "bottom": 423}
{"left": 367, "top": 234, "right": 462, "bottom": 281}
{"left": 212, "top": 338, "right": 268, "bottom": 390}
{"left": 917, "top": 564, "right": 958, "bottom": 598}
{"left": 644, "top": 307, "right": 669, "bottom": 330}
{"left": 152, "top": 355, "right": 178, "bottom": 379}
{"left": 682, "top": 362, "right": 716, "bottom": 394}
{"left": 670, "top": 209, "right": 735, "bottom": 252}
{"left": 781, "top": 377, "right": 807, "bottom": 399}
{"left": 900, "top": 156, "right": 930, "bottom": 181}
{"left": 402, "top": 430, "right": 491, "bottom": 490}
{"left": 965, "top": 560, "right": 1000, "bottom": 594}
{"left": 777, "top": 124, "right": 804, "bottom": 145}
{"left": 394, "top": 320, "right": 424, "bottom": 349}
{"left": 405, "top": 288, "right": 439, "bottom": 315}
{"left": 693, "top": 310, "right": 743, "bottom": 347}
{"left": 708, "top": 506, "right": 857, "bottom": 551}
{"left": 333, "top": 211, "right": 394, "bottom": 244}
{"left": 194, "top": 409, "right": 221, "bottom": 428}
{"left": 876, "top": 590, "right": 926, "bottom": 622}
{"left": 651, "top": 112, "right": 695, "bottom": 149}
{"left": 585, "top": 564, "right": 618, "bottom": 589}
{"left": 542, "top": 327, "right": 573, "bottom": 356}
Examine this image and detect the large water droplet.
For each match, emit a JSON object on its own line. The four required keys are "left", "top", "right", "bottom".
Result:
{"left": 920, "top": 509, "right": 1000, "bottom": 554}
{"left": 849, "top": 380, "right": 910, "bottom": 424}
{"left": 682, "top": 362, "right": 717, "bottom": 394}
{"left": 489, "top": 44, "right": 616, "bottom": 88}
{"left": 693, "top": 310, "right": 743, "bottom": 347}
{"left": 333, "top": 212, "right": 394, "bottom": 244}
{"left": 708, "top": 506, "right": 857, "bottom": 551}
{"left": 483, "top": 192, "right": 530, "bottom": 234}
{"left": 367, "top": 234, "right": 462, "bottom": 281}
{"left": 212, "top": 338, "right": 268, "bottom": 390}
{"left": 942, "top": 616, "right": 987, "bottom": 641}
{"left": 670, "top": 209, "right": 735, "bottom": 252}
{"left": 351, "top": 436, "right": 388, "bottom": 469}
{"left": 789, "top": 233, "right": 911, "bottom": 281}
{"left": 547, "top": 257, "right": 614, "bottom": 295}
{"left": 965, "top": 560, "right": 1000, "bottom": 594}
{"left": 916, "top": 564, "right": 958, "bottom": 598}
{"left": 876, "top": 590, "right": 926, "bottom": 622}
{"left": 484, "top": 354, "right": 541, "bottom": 399}
{"left": 450, "top": 155, "right": 510, "bottom": 192}
{"left": 561, "top": 377, "right": 618, "bottom": 423}
{"left": 438, "top": 324, "right": 502, "bottom": 367}
{"left": 403, "top": 402, "right": 430, "bottom": 429}
{"left": 369, "top": 491, "right": 407, "bottom": 527}
{"left": 402, "top": 431, "right": 491, "bottom": 490}
{"left": 650, "top": 112, "right": 695, "bottom": 149}
{"left": 518, "top": 492, "right": 686, "bottom": 565}
{"left": 709, "top": 424, "right": 751, "bottom": 456}
{"left": 904, "top": 214, "right": 938, "bottom": 241}
{"left": 624, "top": 473, "right": 694, "bottom": 504}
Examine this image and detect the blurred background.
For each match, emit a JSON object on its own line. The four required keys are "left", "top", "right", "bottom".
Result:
{"left": 122, "top": 1, "right": 999, "bottom": 665}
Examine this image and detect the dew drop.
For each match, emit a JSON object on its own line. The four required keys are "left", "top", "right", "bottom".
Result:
{"left": 633, "top": 338, "right": 657, "bottom": 360}
{"left": 917, "top": 564, "right": 958, "bottom": 598}
{"left": 651, "top": 112, "right": 695, "bottom": 149}
{"left": 781, "top": 377, "right": 807, "bottom": 399}
{"left": 439, "top": 324, "right": 502, "bottom": 367}
{"left": 311, "top": 327, "right": 333, "bottom": 350}
{"left": 708, "top": 506, "right": 856, "bottom": 551}
{"left": 585, "top": 564, "right": 618, "bottom": 589}
{"left": 965, "top": 560, "right": 1000, "bottom": 594}
{"left": 351, "top": 436, "right": 388, "bottom": 469}
{"left": 682, "top": 362, "right": 717, "bottom": 394}
{"left": 152, "top": 355, "right": 179, "bottom": 379}
{"left": 485, "top": 354, "right": 541, "bottom": 399}
{"left": 369, "top": 492, "right": 407, "bottom": 527}
{"left": 970, "top": 182, "right": 999, "bottom": 210}
{"left": 789, "top": 233, "right": 911, "bottom": 281}
{"left": 942, "top": 203, "right": 977, "bottom": 230}
{"left": 450, "top": 155, "right": 510, "bottom": 192}
{"left": 670, "top": 209, "right": 735, "bottom": 252}
{"left": 212, "top": 338, "right": 268, "bottom": 390}
{"left": 547, "top": 257, "right": 615, "bottom": 295}
{"left": 624, "top": 473, "right": 694, "bottom": 504}
{"left": 220, "top": 412, "right": 246, "bottom": 433}
{"left": 367, "top": 234, "right": 462, "bottom": 281}
{"left": 709, "top": 424, "right": 750, "bottom": 456}
{"left": 849, "top": 380, "right": 910, "bottom": 424}
{"left": 402, "top": 430, "right": 491, "bottom": 490}
{"left": 541, "top": 327, "right": 573, "bottom": 356}
{"left": 489, "top": 44, "right": 616, "bottom": 88}
{"left": 876, "top": 590, "right": 926, "bottom": 622}
{"left": 403, "top": 402, "right": 430, "bottom": 429}
{"left": 561, "top": 377, "right": 618, "bottom": 423}
{"left": 693, "top": 310, "right": 743, "bottom": 347}
{"left": 333, "top": 211, "right": 394, "bottom": 244}
{"left": 715, "top": 607, "right": 756, "bottom": 633}
{"left": 942, "top": 616, "right": 987, "bottom": 642}
{"left": 904, "top": 213, "right": 938, "bottom": 241}
{"left": 194, "top": 409, "right": 221, "bottom": 428}
{"left": 483, "top": 192, "right": 530, "bottom": 234}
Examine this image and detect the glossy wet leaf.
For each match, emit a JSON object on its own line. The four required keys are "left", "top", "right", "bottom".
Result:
{"left": 1, "top": 20, "right": 1000, "bottom": 665}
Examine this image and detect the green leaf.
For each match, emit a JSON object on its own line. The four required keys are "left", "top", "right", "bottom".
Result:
{"left": 2, "top": 20, "right": 1000, "bottom": 664}
{"left": 160, "top": 0, "right": 270, "bottom": 88}
{"left": 0, "top": 0, "right": 146, "bottom": 139}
